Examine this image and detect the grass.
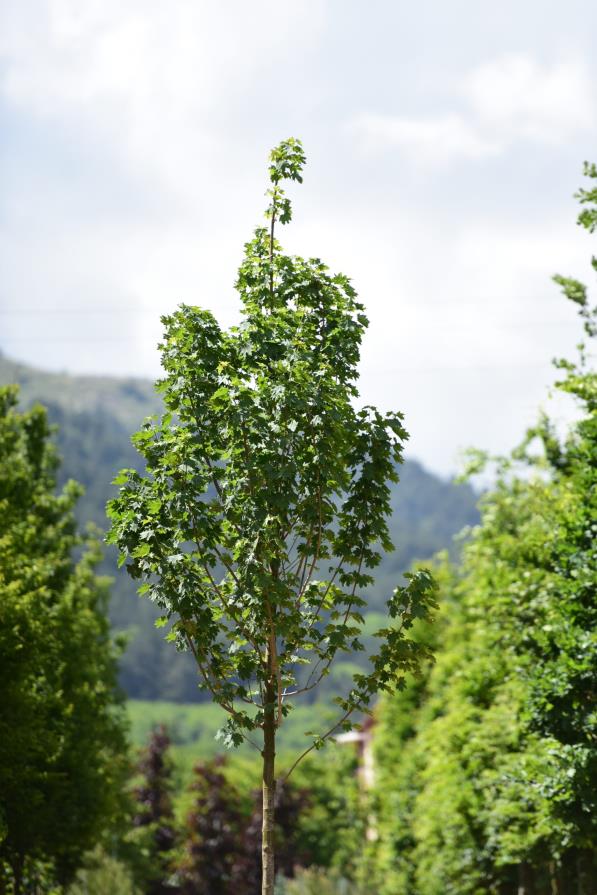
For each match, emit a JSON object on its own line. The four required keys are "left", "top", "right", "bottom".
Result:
{"left": 128, "top": 698, "right": 339, "bottom": 754}
{"left": 127, "top": 698, "right": 347, "bottom": 807}
{"left": 127, "top": 699, "right": 225, "bottom": 752}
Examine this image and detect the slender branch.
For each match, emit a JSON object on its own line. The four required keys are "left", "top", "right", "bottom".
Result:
{"left": 218, "top": 584, "right": 265, "bottom": 662}
{"left": 295, "top": 515, "right": 320, "bottom": 603}
{"left": 184, "top": 630, "right": 262, "bottom": 752}
{"left": 264, "top": 597, "right": 282, "bottom": 727}
{"left": 282, "top": 709, "right": 355, "bottom": 782}
{"left": 283, "top": 530, "right": 301, "bottom": 567}
{"left": 304, "top": 486, "right": 323, "bottom": 584}
{"left": 240, "top": 419, "right": 258, "bottom": 499}
{"left": 269, "top": 198, "right": 276, "bottom": 298}
{"left": 186, "top": 394, "right": 245, "bottom": 545}
{"left": 176, "top": 437, "right": 241, "bottom": 590}
{"left": 210, "top": 542, "right": 242, "bottom": 588}
{"left": 274, "top": 631, "right": 283, "bottom": 726}
{"left": 300, "top": 544, "right": 365, "bottom": 695}
{"left": 203, "top": 452, "right": 256, "bottom": 557}
{"left": 179, "top": 461, "right": 264, "bottom": 662}
{"left": 183, "top": 632, "right": 233, "bottom": 714}
{"left": 284, "top": 552, "right": 305, "bottom": 577}
{"left": 283, "top": 654, "right": 334, "bottom": 699}
{"left": 294, "top": 529, "right": 314, "bottom": 591}
{"left": 204, "top": 453, "right": 225, "bottom": 500}
{"left": 301, "top": 565, "right": 341, "bottom": 638}
{"left": 296, "top": 482, "right": 323, "bottom": 604}
{"left": 193, "top": 548, "right": 264, "bottom": 661}
{"left": 240, "top": 733, "right": 263, "bottom": 753}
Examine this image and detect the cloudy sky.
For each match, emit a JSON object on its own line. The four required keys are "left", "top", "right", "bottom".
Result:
{"left": 1, "top": 0, "right": 596, "bottom": 475}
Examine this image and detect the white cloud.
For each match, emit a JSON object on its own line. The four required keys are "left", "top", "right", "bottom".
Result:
{"left": 350, "top": 112, "right": 499, "bottom": 163}
{"left": 0, "top": 2, "right": 595, "bottom": 475}
{"left": 351, "top": 55, "right": 595, "bottom": 165}
{"left": 469, "top": 56, "right": 594, "bottom": 141}
{"left": 0, "top": 0, "right": 327, "bottom": 375}
{"left": 0, "top": 0, "right": 326, "bottom": 198}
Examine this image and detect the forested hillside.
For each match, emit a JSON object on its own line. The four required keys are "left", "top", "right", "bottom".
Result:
{"left": 0, "top": 353, "right": 478, "bottom": 701}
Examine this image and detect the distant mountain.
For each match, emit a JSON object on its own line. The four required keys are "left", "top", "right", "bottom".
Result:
{"left": 0, "top": 352, "right": 479, "bottom": 701}
{"left": 0, "top": 354, "right": 161, "bottom": 526}
{"left": 0, "top": 354, "right": 162, "bottom": 429}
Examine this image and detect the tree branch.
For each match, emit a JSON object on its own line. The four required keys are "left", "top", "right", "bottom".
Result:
{"left": 282, "top": 708, "right": 355, "bottom": 782}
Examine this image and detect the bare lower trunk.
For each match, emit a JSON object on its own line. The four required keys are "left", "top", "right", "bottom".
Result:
{"left": 12, "top": 855, "right": 24, "bottom": 895}
{"left": 262, "top": 685, "right": 276, "bottom": 895}
{"left": 548, "top": 861, "right": 560, "bottom": 895}
{"left": 576, "top": 848, "right": 596, "bottom": 895}
{"left": 517, "top": 862, "right": 535, "bottom": 895}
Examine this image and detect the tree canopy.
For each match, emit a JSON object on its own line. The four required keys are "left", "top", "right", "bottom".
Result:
{"left": 107, "top": 137, "right": 437, "bottom": 893}
{"left": 369, "top": 162, "right": 597, "bottom": 895}
{"left": 0, "top": 353, "right": 478, "bottom": 703}
{"left": 0, "top": 387, "right": 129, "bottom": 892}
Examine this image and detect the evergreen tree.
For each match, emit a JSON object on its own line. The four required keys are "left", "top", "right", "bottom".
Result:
{"left": 0, "top": 387, "right": 128, "bottom": 892}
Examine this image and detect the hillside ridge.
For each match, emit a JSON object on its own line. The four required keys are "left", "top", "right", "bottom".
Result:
{"left": 1, "top": 352, "right": 479, "bottom": 702}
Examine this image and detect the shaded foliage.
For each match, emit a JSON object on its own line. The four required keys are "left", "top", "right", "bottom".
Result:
{"left": 178, "top": 758, "right": 250, "bottom": 895}
{"left": 369, "top": 162, "right": 597, "bottom": 895}
{"left": 178, "top": 756, "right": 313, "bottom": 895}
{"left": 132, "top": 726, "right": 177, "bottom": 894}
{"left": 0, "top": 387, "right": 128, "bottom": 892}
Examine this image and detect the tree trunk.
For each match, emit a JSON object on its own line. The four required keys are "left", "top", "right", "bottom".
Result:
{"left": 548, "top": 861, "right": 560, "bottom": 895}
{"left": 12, "top": 855, "right": 24, "bottom": 895}
{"left": 576, "top": 848, "right": 596, "bottom": 895}
{"left": 262, "top": 683, "right": 276, "bottom": 895}
{"left": 517, "top": 862, "right": 535, "bottom": 895}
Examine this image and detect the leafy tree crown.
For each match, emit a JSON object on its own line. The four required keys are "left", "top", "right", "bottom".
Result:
{"left": 107, "top": 138, "right": 437, "bottom": 754}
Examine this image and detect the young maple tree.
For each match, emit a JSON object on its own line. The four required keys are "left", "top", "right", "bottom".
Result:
{"left": 107, "top": 138, "right": 437, "bottom": 894}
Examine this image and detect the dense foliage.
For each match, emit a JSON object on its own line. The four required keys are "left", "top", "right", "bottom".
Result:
{"left": 179, "top": 757, "right": 249, "bottom": 894}
{"left": 369, "top": 163, "right": 597, "bottom": 895}
{"left": 0, "top": 387, "right": 129, "bottom": 893}
{"left": 0, "top": 354, "right": 478, "bottom": 703}
{"left": 131, "top": 726, "right": 177, "bottom": 894}
{"left": 117, "top": 730, "right": 357, "bottom": 895}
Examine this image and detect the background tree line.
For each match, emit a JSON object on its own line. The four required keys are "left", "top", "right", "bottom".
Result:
{"left": 0, "top": 160, "right": 594, "bottom": 893}
{"left": 363, "top": 163, "right": 597, "bottom": 895}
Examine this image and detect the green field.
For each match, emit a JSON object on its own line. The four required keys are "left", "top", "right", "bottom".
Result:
{"left": 127, "top": 698, "right": 357, "bottom": 819}
{"left": 128, "top": 698, "right": 341, "bottom": 755}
